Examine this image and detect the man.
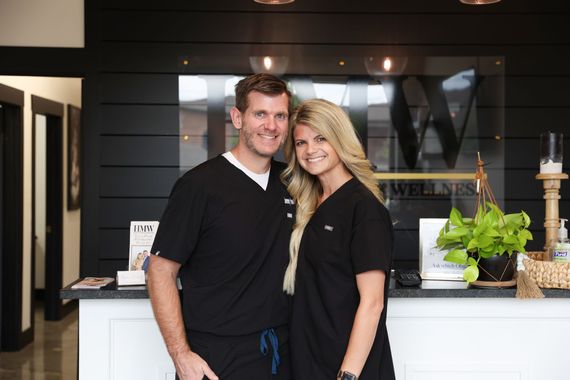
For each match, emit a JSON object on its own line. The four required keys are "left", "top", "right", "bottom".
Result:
{"left": 148, "top": 74, "right": 293, "bottom": 380}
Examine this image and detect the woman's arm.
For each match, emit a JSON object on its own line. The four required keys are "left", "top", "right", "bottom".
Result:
{"left": 338, "top": 269, "right": 386, "bottom": 378}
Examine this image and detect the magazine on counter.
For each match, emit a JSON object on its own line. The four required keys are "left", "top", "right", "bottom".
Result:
{"left": 71, "top": 277, "right": 114, "bottom": 289}
{"left": 128, "top": 221, "right": 159, "bottom": 272}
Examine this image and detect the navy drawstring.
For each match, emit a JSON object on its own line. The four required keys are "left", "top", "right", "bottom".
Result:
{"left": 260, "top": 328, "right": 280, "bottom": 375}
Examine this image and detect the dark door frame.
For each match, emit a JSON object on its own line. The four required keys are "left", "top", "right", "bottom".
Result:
{"left": 0, "top": 83, "right": 25, "bottom": 351}
{"left": 31, "top": 95, "right": 66, "bottom": 322}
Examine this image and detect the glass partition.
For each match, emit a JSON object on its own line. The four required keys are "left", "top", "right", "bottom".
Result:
{"left": 179, "top": 56, "right": 504, "bottom": 262}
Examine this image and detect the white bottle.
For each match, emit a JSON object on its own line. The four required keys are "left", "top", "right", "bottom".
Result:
{"left": 553, "top": 218, "right": 570, "bottom": 262}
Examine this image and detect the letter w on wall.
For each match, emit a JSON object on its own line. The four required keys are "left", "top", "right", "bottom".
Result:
{"left": 382, "top": 74, "right": 482, "bottom": 169}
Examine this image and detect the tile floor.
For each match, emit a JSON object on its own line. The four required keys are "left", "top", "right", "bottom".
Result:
{"left": 0, "top": 303, "right": 78, "bottom": 380}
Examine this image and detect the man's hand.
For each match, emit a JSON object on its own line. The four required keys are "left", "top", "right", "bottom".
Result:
{"left": 174, "top": 350, "right": 218, "bottom": 380}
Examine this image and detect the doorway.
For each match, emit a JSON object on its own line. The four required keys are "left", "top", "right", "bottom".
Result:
{"left": 31, "top": 95, "right": 65, "bottom": 321}
{"left": 0, "top": 83, "right": 25, "bottom": 351}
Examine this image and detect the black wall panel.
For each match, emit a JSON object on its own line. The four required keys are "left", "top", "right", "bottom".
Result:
{"left": 99, "top": 44, "right": 570, "bottom": 76}
{"left": 505, "top": 170, "right": 570, "bottom": 200}
{"left": 100, "top": 136, "right": 179, "bottom": 166}
{"left": 101, "top": 105, "right": 179, "bottom": 135}
{"left": 505, "top": 77, "right": 570, "bottom": 107}
{"left": 99, "top": 260, "right": 129, "bottom": 277}
{"left": 100, "top": 74, "right": 178, "bottom": 104}
{"left": 98, "top": 230, "right": 129, "bottom": 260}
{"left": 100, "top": 199, "right": 168, "bottom": 228}
{"left": 505, "top": 138, "right": 570, "bottom": 168}
{"left": 100, "top": 12, "right": 570, "bottom": 45}
{"left": 100, "top": 167, "right": 178, "bottom": 197}
{"left": 70, "top": 0, "right": 570, "bottom": 275}
{"left": 505, "top": 108, "right": 570, "bottom": 137}
{"left": 100, "top": 0, "right": 570, "bottom": 13}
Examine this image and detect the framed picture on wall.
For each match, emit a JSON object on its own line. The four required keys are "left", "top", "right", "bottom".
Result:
{"left": 67, "top": 104, "right": 81, "bottom": 210}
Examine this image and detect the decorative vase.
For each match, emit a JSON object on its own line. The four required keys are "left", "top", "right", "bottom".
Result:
{"left": 471, "top": 253, "right": 517, "bottom": 288}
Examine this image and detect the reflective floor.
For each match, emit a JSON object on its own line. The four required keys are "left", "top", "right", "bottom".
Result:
{"left": 0, "top": 303, "right": 78, "bottom": 380}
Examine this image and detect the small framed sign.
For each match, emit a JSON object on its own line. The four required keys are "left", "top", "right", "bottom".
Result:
{"left": 128, "top": 221, "right": 159, "bottom": 272}
{"left": 419, "top": 218, "right": 466, "bottom": 281}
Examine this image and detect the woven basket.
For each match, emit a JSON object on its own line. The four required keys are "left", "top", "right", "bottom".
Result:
{"left": 525, "top": 251, "right": 544, "bottom": 261}
{"left": 523, "top": 256, "right": 570, "bottom": 289}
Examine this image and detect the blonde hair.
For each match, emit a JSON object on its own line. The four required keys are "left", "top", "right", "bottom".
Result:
{"left": 281, "top": 99, "right": 383, "bottom": 294}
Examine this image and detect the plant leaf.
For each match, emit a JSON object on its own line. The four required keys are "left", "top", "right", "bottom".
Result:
{"left": 475, "top": 205, "right": 485, "bottom": 224}
{"left": 478, "top": 234, "right": 494, "bottom": 248}
{"left": 503, "top": 235, "right": 519, "bottom": 245}
{"left": 467, "top": 257, "right": 478, "bottom": 266}
{"left": 519, "top": 229, "right": 533, "bottom": 241}
{"left": 467, "top": 238, "right": 479, "bottom": 251}
{"left": 483, "top": 210, "right": 499, "bottom": 229}
{"left": 522, "top": 211, "right": 531, "bottom": 228}
{"left": 487, "top": 202, "right": 504, "bottom": 218}
{"left": 479, "top": 250, "right": 496, "bottom": 259}
{"left": 444, "top": 226, "right": 469, "bottom": 239}
{"left": 504, "top": 213, "right": 525, "bottom": 233}
{"left": 444, "top": 249, "right": 468, "bottom": 265}
{"left": 463, "top": 264, "right": 479, "bottom": 283}
{"left": 473, "top": 223, "right": 486, "bottom": 237}
{"left": 450, "top": 208, "right": 463, "bottom": 227}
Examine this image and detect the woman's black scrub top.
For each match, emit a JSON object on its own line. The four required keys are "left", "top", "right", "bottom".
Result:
{"left": 290, "top": 178, "right": 395, "bottom": 380}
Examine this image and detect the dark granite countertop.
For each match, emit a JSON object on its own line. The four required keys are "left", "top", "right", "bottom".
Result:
{"left": 60, "top": 277, "right": 570, "bottom": 300}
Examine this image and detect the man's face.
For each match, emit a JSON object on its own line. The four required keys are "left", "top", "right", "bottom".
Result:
{"left": 236, "top": 91, "right": 290, "bottom": 158}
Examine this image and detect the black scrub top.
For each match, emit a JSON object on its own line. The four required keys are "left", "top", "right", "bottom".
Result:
{"left": 151, "top": 156, "right": 294, "bottom": 336}
{"left": 290, "top": 178, "right": 395, "bottom": 380}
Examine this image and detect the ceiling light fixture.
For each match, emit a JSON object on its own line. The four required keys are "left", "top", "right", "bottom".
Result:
{"left": 364, "top": 56, "right": 408, "bottom": 77}
{"left": 459, "top": 0, "right": 501, "bottom": 4}
{"left": 263, "top": 56, "right": 273, "bottom": 71}
{"left": 383, "top": 57, "right": 392, "bottom": 72}
{"left": 249, "top": 56, "right": 289, "bottom": 76}
{"left": 254, "top": 0, "right": 295, "bottom": 4}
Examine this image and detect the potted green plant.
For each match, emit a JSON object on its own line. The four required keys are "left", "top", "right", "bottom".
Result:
{"left": 436, "top": 202, "right": 533, "bottom": 285}
{"left": 435, "top": 154, "right": 533, "bottom": 286}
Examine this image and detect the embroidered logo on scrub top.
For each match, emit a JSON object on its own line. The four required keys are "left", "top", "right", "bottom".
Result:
{"left": 284, "top": 198, "right": 295, "bottom": 205}
{"left": 324, "top": 225, "right": 334, "bottom": 232}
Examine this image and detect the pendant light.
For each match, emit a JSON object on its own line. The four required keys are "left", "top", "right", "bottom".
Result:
{"left": 459, "top": 0, "right": 501, "bottom": 4}
{"left": 254, "top": 0, "right": 295, "bottom": 4}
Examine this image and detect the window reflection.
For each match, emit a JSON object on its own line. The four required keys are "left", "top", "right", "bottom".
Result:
{"left": 178, "top": 56, "right": 504, "bottom": 262}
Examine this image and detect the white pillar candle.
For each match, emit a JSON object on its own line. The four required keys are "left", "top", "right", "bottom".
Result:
{"left": 540, "top": 159, "right": 563, "bottom": 174}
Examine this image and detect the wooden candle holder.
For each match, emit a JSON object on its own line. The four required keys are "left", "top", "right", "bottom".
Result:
{"left": 536, "top": 172, "right": 568, "bottom": 260}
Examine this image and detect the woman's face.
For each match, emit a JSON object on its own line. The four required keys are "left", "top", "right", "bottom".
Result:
{"left": 293, "top": 123, "right": 344, "bottom": 178}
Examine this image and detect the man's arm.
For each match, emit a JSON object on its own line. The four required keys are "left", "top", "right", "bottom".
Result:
{"left": 147, "top": 255, "right": 218, "bottom": 380}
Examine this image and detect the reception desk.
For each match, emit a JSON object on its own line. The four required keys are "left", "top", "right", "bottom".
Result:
{"left": 61, "top": 280, "right": 570, "bottom": 380}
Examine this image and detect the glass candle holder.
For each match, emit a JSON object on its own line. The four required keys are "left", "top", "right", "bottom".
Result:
{"left": 540, "top": 131, "right": 563, "bottom": 173}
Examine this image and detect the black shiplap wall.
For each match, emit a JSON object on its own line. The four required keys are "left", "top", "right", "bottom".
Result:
{"left": 85, "top": 0, "right": 570, "bottom": 275}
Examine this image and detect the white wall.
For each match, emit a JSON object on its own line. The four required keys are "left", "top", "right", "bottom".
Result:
{"left": 34, "top": 114, "right": 47, "bottom": 289}
{"left": 0, "top": 0, "right": 84, "bottom": 48}
{"left": 0, "top": 76, "right": 82, "bottom": 332}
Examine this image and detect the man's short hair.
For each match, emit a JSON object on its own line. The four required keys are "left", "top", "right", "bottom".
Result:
{"left": 235, "top": 74, "right": 291, "bottom": 113}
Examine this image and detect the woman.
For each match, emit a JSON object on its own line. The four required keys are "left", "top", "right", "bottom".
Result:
{"left": 282, "top": 99, "right": 395, "bottom": 380}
